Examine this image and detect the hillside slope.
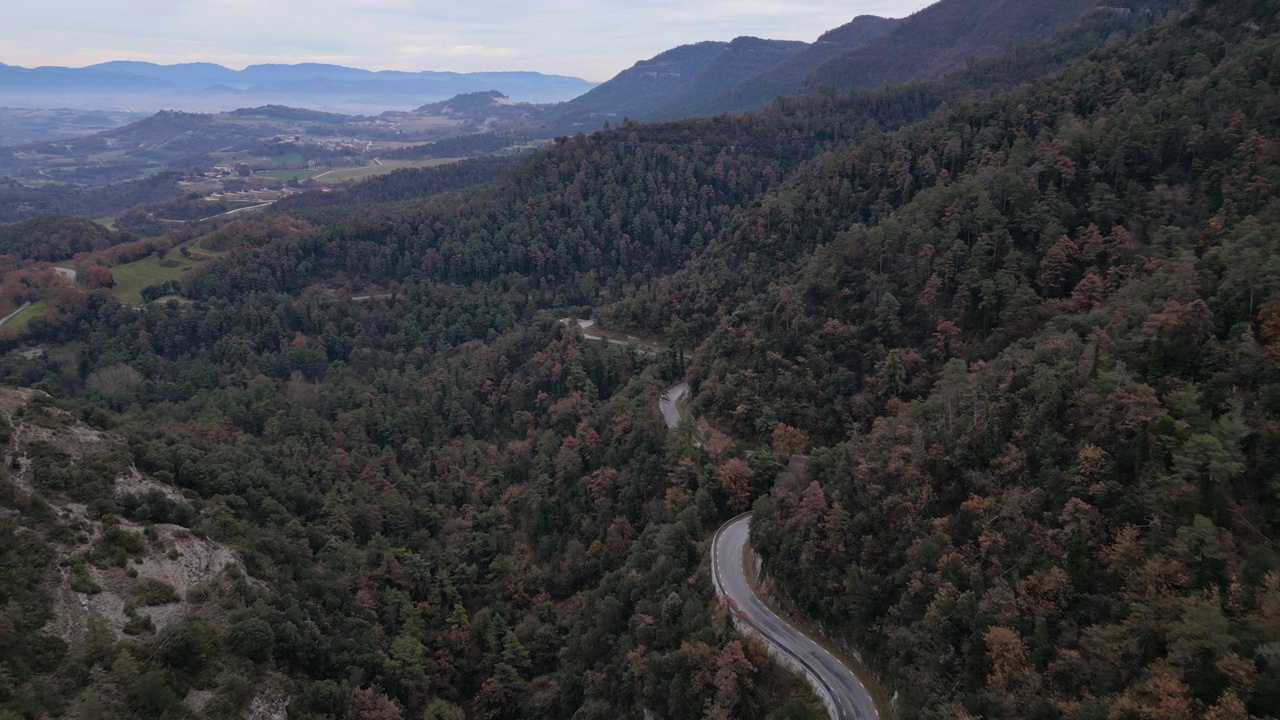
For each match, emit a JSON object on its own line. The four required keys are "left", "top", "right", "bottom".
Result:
{"left": 0, "top": 215, "right": 118, "bottom": 261}
{"left": 606, "top": 1, "right": 1280, "bottom": 716}
{"left": 551, "top": 37, "right": 806, "bottom": 125}
{"left": 643, "top": 37, "right": 812, "bottom": 120}
{"left": 687, "top": 15, "right": 903, "bottom": 116}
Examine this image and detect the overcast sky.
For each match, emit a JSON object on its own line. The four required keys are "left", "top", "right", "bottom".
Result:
{"left": 4, "top": 1, "right": 937, "bottom": 81}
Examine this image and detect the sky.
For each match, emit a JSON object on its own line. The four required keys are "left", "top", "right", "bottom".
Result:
{"left": 3, "top": 1, "right": 938, "bottom": 82}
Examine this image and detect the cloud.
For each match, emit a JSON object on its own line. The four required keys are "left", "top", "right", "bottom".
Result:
{"left": 2, "top": 0, "right": 938, "bottom": 80}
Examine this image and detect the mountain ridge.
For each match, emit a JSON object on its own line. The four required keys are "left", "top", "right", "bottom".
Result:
{"left": 806, "top": 0, "right": 1102, "bottom": 91}
{"left": 543, "top": 0, "right": 1117, "bottom": 124}
{"left": 679, "top": 15, "right": 904, "bottom": 116}
{"left": 0, "top": 60, "right": 597, "bottom": 113}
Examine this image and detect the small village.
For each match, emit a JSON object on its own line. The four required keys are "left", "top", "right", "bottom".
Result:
{"left": 203, "top": 187, "right": 302, "bottom": 203}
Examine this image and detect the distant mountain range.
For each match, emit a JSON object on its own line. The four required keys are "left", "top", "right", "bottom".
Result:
{"left": 1, "top": 0, "right": 1115, "bottom": 146}
{"left": 0, "top": 61, "right": 597, "bottom": 114}
{"left": 0, "top": 0, "right": 1186, "bottom": 226}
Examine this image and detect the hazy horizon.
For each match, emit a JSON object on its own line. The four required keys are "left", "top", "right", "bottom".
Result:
{"left": 0, "top": 59, "right": 602, "bottom": 80}
{"left": 4, "top": 1, "right": 936, "bottom": 83}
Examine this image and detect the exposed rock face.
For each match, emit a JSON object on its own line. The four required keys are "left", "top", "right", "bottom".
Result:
{"left": 44, "top": 521, "right": 248, "bottom": 640}
{"left": 0, "top": 388, "right": 250, "bottom": 643}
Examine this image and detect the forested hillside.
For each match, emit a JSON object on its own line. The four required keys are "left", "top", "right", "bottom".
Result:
{"left": 1, "top": 1, "right": 1278, "bottom": 719}
{"left": 549, "top": 38, "right": 807, "bottom": 125}
{"left": 677, "top": 0, "right": 1280, "bottom": 716}
{"left": 0, "top": 172, "right": 186, "bottom": 224}
{"left": 269, "top": 158, "right": 520, "bottom": 219}
{"left": 0, "top": 215, "right": 121, "bottom": 262}
{"left": 684, "top": 16, "right": 902, "bottom": 117}
{"left": 806, "top": 0, "right": 1103, "bottom": 92}
{"left": 546, "top": 0, "right": 1135, "bottom": 124}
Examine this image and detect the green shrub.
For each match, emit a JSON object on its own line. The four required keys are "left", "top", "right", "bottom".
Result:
{"left": 127, "top": 671, "right": 178, "bottom": 717}
{"left": 202, "top": 674, "right": 254, "bottom": 719}
{"left": 91, "top": 525, "right": 144, "bottom": 567}
{"left": 136, "top": 578, "right": 179, "bottom": 605}
{"left": 69, "top": 566, "right": 101, "bottom": 595}
{"left": 225, "top": 617, "right": 274, "bottom": 662}
{"left": 155, "top": 619, "right": 218, "bottom": 674}
{"left": 122, "top": 612, "right": 154, "bottom": 636}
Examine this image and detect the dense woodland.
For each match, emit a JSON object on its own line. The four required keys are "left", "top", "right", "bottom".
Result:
{"left": 270, "top": 158, "right": 521, "bottom": 219}
{"left": 1, "top": 1, "right": 1279, "bottom": 719}
{"left": 0, "top": 173, "right": 187, "bottom": 224}
{"left": 805, "top": 0, "right": 1102, "bottom": 92}
{"left": 0, "top": 216, "right": 123, "bottom": 262}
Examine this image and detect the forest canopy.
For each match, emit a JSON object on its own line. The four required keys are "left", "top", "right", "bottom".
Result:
{"left": 0, "top": 1, "right": 1278, "bottom": 719}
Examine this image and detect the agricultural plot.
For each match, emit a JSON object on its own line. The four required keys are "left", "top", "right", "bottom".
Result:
{"left": 111, "top": 253, "right": 202, "bottom": 305}
{"left": 313, "top": 158, "right": 462, "bottom": 184}
{"left": 257, "top": 168, "right": 322, "bottom": 181}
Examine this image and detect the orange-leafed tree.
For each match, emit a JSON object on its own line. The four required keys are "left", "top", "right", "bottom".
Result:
{"left": 770, "top": 422, "right": 810, "bottom": 460}
{"left": 716, "top": 458, "right": 754, "bottom": 511}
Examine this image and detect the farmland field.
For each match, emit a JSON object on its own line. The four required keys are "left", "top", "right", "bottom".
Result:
{"left": 313, "top": 158, "right": 462, "bottom": 184}
{"left": 385, "top": 116, "right": 464, "bottom": 132}
{"left": 258, "top": 168, "right": 321, "bottom": 181}
{"left": 111, "top": 253, "right": 201, "bottom": 305}
{"left": 268, "top": 152, "right": 306, "bottom": 165}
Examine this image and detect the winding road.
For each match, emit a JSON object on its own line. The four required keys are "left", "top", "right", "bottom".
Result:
{"left": 576, "top": 319, "right": 662, "bottom": 355}
{"left": 713, "top": 514, "right": 878, "bottom": 720}
{"left": 573, "top": 317, "right": 879, "bottom": 719}
{"left": 658, "top": 381, "right": 689, "bottom": 429}
{"left": 150, "top": 202, "right": 274, "bottom": 224}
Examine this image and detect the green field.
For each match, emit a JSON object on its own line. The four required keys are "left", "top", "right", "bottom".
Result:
{"left": 87, "top": 150, "right": 128, "bottom": 162}
{"left": 94, "top": 217, "right": 117, "bottom": 230}
{"left": 111, "top": 253, "right": 201, "bottom": 305}
{"left": 314, "top": 158, "right": 461, "bottom": 184}
{"left": 269, "top": 152, "right": 306, "bottom": 165}
{"left": 258, "top": 168, "right": 321, "bottom": 181}
{"left": 3, "top": 301, "right": 47, "bottom": 333}
{"left": 386, "top": 117, "right": 464, "bottom": 133}
{"left": 186, "top": 235, "right": 226, "bottom": 259}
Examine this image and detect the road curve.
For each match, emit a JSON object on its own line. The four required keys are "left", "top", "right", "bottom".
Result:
{"left": 659, "top": 381, "right": 689, "bottom": 429}
{"left": 712, "top": 514, "right": 878, "bottom": 720}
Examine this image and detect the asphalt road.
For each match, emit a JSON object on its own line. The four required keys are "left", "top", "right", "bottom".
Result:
{"left": 712, "top": 514, "right": 878, "bottom": 720}
{"left": 0, "top": 301, "right": 33, "bottom": 327}
{"left": 659, "top": 381, "right": 689, "bottom": 429}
